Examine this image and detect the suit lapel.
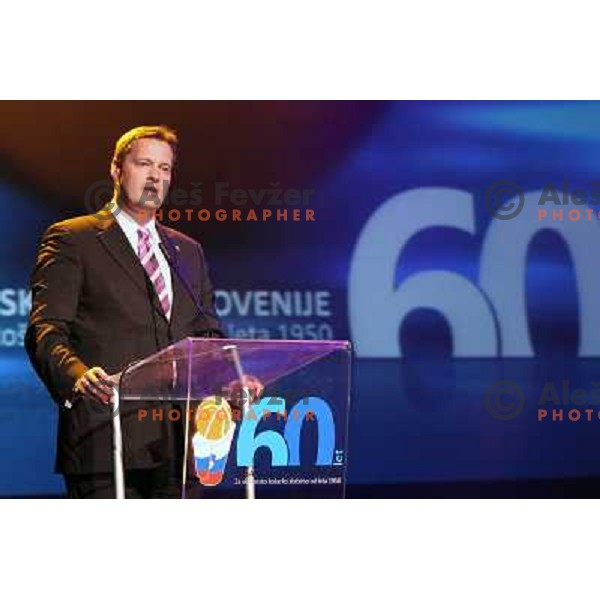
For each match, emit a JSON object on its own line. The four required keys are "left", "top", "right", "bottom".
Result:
{"left": 94, "top": 210, "right": 169, "bottom": 324}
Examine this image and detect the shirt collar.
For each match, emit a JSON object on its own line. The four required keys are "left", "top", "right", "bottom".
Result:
{"left": 113, "top": 202, "right": 160, "bottom": 243}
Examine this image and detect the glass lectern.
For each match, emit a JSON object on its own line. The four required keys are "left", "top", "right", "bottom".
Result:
{"left": 114, "top": 337, "right": 352, "bottom": 499}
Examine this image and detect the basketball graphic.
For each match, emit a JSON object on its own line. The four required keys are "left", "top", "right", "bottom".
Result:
{"left": 192, "top": 396, "right": 236, "bottom": 486}
{"left": 194, "top": 397, "right": 232, "bottom": 440}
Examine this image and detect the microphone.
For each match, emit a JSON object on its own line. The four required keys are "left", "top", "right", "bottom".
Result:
{"left": 158, "top": 240, "right": 224, "bottom": 339}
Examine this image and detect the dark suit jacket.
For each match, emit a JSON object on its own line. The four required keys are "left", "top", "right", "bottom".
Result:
{"left": 25, "top": 208, "right": 224, "bottom": 475}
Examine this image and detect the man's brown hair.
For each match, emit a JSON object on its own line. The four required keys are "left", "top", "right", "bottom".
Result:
{"left": 112, "top": 125, "right": 178, "bottom": 169}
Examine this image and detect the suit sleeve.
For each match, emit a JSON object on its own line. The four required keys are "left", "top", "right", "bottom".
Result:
{"left": 193, "top": 242, "right": 225, "bottom": 338}
{"left": 25, "top": 224, "right": 89, "bottom": 405}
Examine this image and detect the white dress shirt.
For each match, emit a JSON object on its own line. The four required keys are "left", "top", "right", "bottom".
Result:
{"left": 113, "top": 205, "right": 174, "bottom": 319}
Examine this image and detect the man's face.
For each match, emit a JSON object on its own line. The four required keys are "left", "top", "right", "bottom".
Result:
{"left": 112, "top": 137, "right": 173, "bottom": 211}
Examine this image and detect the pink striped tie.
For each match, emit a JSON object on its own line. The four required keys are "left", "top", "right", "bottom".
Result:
{"left": 137, "top": 228, "right": 171, "bottom": 320}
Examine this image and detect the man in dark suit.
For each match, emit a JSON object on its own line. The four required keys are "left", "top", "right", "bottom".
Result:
{"left": 25, "top": 125, "right": 228, "bottom": 498}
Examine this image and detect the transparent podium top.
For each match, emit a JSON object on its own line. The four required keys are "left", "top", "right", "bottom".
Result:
{"left": 119, "top": 337, "right": 351, "bottom": 402}
{"left": 118, "top": 337, "right": 352, "bottom": 498}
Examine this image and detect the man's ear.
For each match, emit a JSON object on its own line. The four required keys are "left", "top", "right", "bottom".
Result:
{"left": 110, "top": 160, "right": 121, "bottom": 185}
